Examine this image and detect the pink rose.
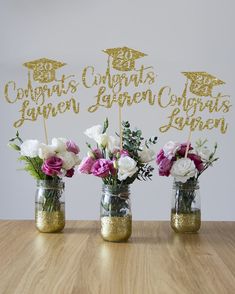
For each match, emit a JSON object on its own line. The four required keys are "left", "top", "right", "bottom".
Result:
{"left": 178, "top": 143, "right": 193, "bottom": 157}
{"left": 78, "top": 157, "right": 95, "bottom": 174}
{"left": 66, "top": 168, "right": 75, "bottom": 178}
{"left": 156, "top": 149, "right": 166, "bottom": 165}
{"left": 42, "top": 156, "right": 63, "bottom": 176}
{"left": 91, "top": 159, "right": 114, "bottom": 178}
{"left": 158, "top": 158, "right": 173, "bottom": 177}
{"left": 66, "top": 140, "right": 80, "bottom": 154}
{"left": 188, "top": 153, "right": 204, "bottom": 172}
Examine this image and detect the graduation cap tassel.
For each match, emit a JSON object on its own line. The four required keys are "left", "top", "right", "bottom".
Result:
{"left": 182, "top": 78, "right": 189, "bottom": 98}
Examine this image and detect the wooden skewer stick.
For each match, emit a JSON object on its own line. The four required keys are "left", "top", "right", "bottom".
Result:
{"left": 185, "top": 128, "right": 192, "bottom": 158}
{"left": 43, "top": 117, "right": 49, "bottom": 145}
{"left": 119, "top": 104, "right": 123, "bottom": 150}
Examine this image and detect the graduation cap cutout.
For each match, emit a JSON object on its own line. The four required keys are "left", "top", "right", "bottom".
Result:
{"left": 103, "top": 46, "right": 147, "bottom": 71}
{"left": 182, "top": 72, "right": 225, "bottom": 97}
{"left": 23, "top": 58, "right": 66, "bottom": 83}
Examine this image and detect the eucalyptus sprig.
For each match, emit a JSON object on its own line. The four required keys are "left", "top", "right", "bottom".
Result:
{"left": 122, "top": 121, "right": 158, "bottom": 182}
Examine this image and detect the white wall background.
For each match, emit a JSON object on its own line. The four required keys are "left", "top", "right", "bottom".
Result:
{"left": 0, "top": 0, "right": 234, "bottom": 220}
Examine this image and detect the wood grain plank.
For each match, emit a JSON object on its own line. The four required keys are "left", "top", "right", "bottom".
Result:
{"left": 0, "top": 221, "right": 235, "bottom": 294}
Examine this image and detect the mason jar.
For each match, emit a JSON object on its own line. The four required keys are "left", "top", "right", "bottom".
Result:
{"left": 171, "top": 179, "right": 201, "bottom": 233}
{"left": 100, "top": 185, "right": 132, "bottom": 242}
{"left": 35, "top": 179, "right": 65, "bottom": 233}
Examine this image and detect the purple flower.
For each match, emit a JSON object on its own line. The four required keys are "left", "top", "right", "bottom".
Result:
{"left": 92, "top": 148, "right": 102, "bottom": 159}
{"left": 65, "top": 168, "right": 75, "bottom": 178}
{"left": 112, "top": 149, "right": 129, "bottom": 159}
{"left": 156, "top": 149, "right": 166, "bottom": 165}
{"left": 178, "top": 143, "right": 193, "bottom": 157}
{"left": 188, "top": 153, "right": 204, "bottom": 172}
{"left": 78, "top": 157, "right": 95, "bottom": 174}
{"left": 91, "top": 159, "right": 114, "bottom": 178}
{"left": 158, "top": 158, "right": 173, "bottom": 177}
{"left": 120, "top": 149, "right": 129, "bottom": 157}
{"left": 66, "top": 140, "right": 80, "bottom": 154}
{"left": 42, "top": 156, "right": 63, "bottom": 176}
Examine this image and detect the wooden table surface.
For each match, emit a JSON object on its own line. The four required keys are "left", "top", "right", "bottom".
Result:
{"left": 0, "top": 221, "right": 235, "bottom": 294}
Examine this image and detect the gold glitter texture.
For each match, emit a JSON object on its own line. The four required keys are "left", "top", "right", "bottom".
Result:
{"left": 182, "top": 72, "right": 225, "bottom": 97}
{"left": 23, "top": 58, "right": 66, "bottom": 83}
{"left": 35, "top": 210, "right": 65, "bottom": 233}
{"left": 171, "top": 209, "right": 201, "bottom": 233}
{"left": 103, "top": 47, "right": 147, "bottom": 72}
{"left": 101, "top": 216, "right": 132, "bottom": 242}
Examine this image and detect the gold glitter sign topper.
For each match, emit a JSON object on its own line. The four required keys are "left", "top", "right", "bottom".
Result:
{"left": 82, "top": 46, "right": 157, "bottom": 113}
{"left": 83, "top": 47, "right": 231, "bottom": 134}
{"left": 3, "top": 49, "right": 232, "bottom": 134}
{"left": 158, "top": 72, "right": 231, "bottom": 134}
{"left": 4, "top": 58, "right": 80, "bottom": 128}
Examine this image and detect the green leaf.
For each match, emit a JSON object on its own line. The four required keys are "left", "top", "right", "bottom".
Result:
{"left": 103, "top": 118, "right": 109, "bottom": 133}
{"left": 8, "top": 143, "right": 21, "bottom": 151}
{"left": 19, "top": 156, "right": 45, "bottom": 180}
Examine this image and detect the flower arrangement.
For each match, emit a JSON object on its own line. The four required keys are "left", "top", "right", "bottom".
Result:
{"left": 156, "top": 139, "right": 218, "bottom": 183}
{"left": 78, "top": 119, "right": 157, "bottom": 236}
{"left": 9, "top": 131, "right": 80, "bottom": 180}
{"left": 9, "top": 132, "right": 80, "bottom": 213}
{"left": 78, "top": 119, "right": 158, "bottom": 186}
{"left": 156, "top": 139, "right": 218, "bottom": 222}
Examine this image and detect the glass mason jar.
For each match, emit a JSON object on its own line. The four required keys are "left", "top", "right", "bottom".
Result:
{"left": 100, "top": 185, "right": 132, "bottom": 242}
{"left": 171, "top": 179, "right": 201, "bottom": 233}
{"left": 35, "top": 179, "right": 65, "bottom": 233}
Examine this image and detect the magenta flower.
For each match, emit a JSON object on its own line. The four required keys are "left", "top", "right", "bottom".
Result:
{"left": 178, "top": 143, "right": 193, "bottom": 157}
{"left": 158, "top": 158, "right": 173, "bottom": 177}
{"left": 91, "top": 159, "right": 114, "bottom": 178}
{"left": 120, "top": 149, "right": 129, "bottom": 157}
{"left": 92, "top": 148, "right": 102, "bottom": 159}
{"left": 113, "top": 149, "right": 129, "bottom": 159}
{"left": 156, "top": 149, "right": 166, "bottom": 165}
{"left": 65, "top": 168, "right": 75, "bottom": 178}
{"left": 188, "top": 153, "right": 204, "bottom": 172}
{"left": 66, "top": 140, "right": 80, "bottom": 154}
{"left": 78, "top": 157, "right": 95, "bottom": 174}
{"left": 42, "top": 156, "right": 63, "bottom": 176}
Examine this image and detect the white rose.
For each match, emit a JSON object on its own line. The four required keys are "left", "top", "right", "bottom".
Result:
{"left": 84, "top": 125, "right": 103, "bottom": 141}
{"left": 170, "top": 158, "right": 196, "bottom": 183}
{"left": 20, "top": 140, "right": 40, "bottom": 158}
{"left": 196, "top": 146, "right": 211, "bottom": 161}
{"left": 118, "top": 156, "right": 138, "bottom": 181}
{"left": 38, "top": 143, "right": 56, "bottom": 160}
{"left": 73, "top": 153, "right": 81, "bottom": 166}
{"left": 163, "top": 141, "right": 180, "bottom": 159}
{"left": 58, "top": 151, "right": 79, "bottom": 170}
{"left": 51, "top": 138, "right": 67, "bottom": 153}
{"left": 96, "top": 133, "right": 109, "bottom": 148}
{"left": 138, "top": 146, "right": 155, "bottom": 163}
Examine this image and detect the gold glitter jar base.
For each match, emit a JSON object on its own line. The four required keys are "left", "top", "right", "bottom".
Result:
{"left": 171, "top": 209, "right": 201, "bottom": 233}
{"left": 101, "top": 216, "right": 132, "bottom": 242}
{"left": 35, "top": 210, "right": 65, "bottom": 233}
